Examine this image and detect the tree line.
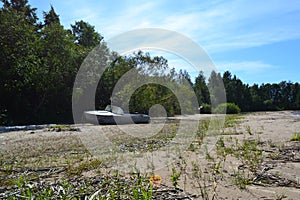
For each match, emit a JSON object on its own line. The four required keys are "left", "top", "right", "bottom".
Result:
{"left": 195, "top": 71, "right": 300, "bottom": 113}
{"left": 1, "top": 0, "right": 299, "bottom": 125}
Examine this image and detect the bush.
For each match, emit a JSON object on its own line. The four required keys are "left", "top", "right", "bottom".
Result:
{"left": 263, "top": 100, "right": 280, "bottom": 111}
{"left": 213, "top": 103, "right": 241, "bottom": 114}
{"left": 200, "top": 103, "right": 211, "bottom": 114}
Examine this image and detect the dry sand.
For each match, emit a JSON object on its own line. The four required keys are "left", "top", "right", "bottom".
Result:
{"left": 0, "top": 111, "right": 299, "bottom": 199}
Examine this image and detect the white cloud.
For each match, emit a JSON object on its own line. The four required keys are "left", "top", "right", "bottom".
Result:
{"left": 216, "top": 61, "right": 275, "bottom": 74}
{"left": 103, "top": 0, "right": 299, "bottom": 54}
{"left": 31, "top": 0, "right": 300, "bottom": 53}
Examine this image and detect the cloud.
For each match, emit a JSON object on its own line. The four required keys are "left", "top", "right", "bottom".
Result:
{"left": 216, "top": 61, "right": 275, "bottom": 74}
{"left": 31, "top": 0, "right": 300, "bottom": 54}
{"left": 106, "top": 1, "right": 299, "bottom": 54}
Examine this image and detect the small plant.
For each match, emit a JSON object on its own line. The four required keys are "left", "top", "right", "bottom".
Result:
{"left": 67, "top": 158, "right": 102, "bottom": 176}
{"left": 274, "top": 191, "right": 287, "bottom": 200}
{"left": 269, "top": 152, "right": 280, "bottom": 160}
{"left": 188, "top": 143, "right": 196, "bottom": 151}
{"left": 291, "top": 133, "right": 300, "bottom": 141}
{"left": 269, "top": 142, "right": 276, "bottom": 148}
{"left": 205, "top": 146, "right": 214, "bottom": 161}
{"left": 170, "top": 166, "right": 181, "bottom": 188}
{"left": 224, "top": 114, "right": 243, "bottom": 128}
{"left": 48, "top": 124, "right": 79, "bottom": 132}
{"left": 245, "top": 125, "right": 253, "bottom": 135}
{"left": 215, "top": 137, "right": 263, "bottom": 189}
{"left": 233, "top": 169, "right": 252, "bottom": 189}
{"left": 191, "top": 161, "right": 209, "bottom": 200}
{"left": 196, "top": 120, "right": 210, "bottom": 143}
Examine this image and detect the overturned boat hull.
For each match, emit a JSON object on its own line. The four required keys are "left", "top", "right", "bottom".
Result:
{"left": 84, "top": 110, "right": 150, "bottom": 125}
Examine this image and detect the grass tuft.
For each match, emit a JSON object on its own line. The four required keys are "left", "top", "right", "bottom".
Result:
{"left": 291, "top": 133, "right": 300, "bottom": 141}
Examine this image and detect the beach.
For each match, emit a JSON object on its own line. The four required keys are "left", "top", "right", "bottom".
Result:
{"left": 0, "top": 111, "right": 299, "bottom": 199}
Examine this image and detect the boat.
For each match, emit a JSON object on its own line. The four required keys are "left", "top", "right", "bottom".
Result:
{"left": 84, "top": 105, "right": 150, "bottom": 125}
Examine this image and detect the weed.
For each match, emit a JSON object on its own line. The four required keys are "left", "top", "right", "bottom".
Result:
{"left": 205, "top": 146, "right": 214, "bottom": 161}
{"left": 269, "top": 152, "right": 280, "bottom": 160}
{"left": 66, "top": 158, "right": 102, "bottom": 176}
{"left": 170, "top": 166, "right": 181, "bottom": 188}
{"left": 291, "top": 133, "right": 300, "bottom": 141}
{"left": 196, "top": 120, "right": 210, "bottom": 143}
{"left": 233, "top": 169, "right": 252, "bottom": 189}
{"left": 274, "top": 191, "right": 287, "bottom": 200}
{"left": 215, "top": 135, "right": 263, "bottom": 189}
{"left": 234, "top": 139, "right": 263, "bottom": 172}
{"left": 224, "top": 114, "right": 243, "bottom": 128}
{"left": 48, "top": 124, "right": 79, "bottom": 132}
{"left": 244, "top": 125, "right": 253, "bottom": 135}
{"left": 269, "top": 142, "right": 277, "bottom": 148}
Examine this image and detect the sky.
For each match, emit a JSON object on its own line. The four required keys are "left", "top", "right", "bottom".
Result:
{"left": 24, "top": 0, "right": 300, "bottom": 85}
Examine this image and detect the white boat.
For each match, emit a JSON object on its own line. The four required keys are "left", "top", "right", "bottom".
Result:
{"left": 84, "top": 105, "right": 150, "bottom": 125}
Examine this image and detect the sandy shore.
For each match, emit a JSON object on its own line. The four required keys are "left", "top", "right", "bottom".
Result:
{"left": 0, "top": 111, "right": 299, "bottom": 199}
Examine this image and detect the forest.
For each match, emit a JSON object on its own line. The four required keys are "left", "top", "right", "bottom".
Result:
{"left": 1, "top": 0, "right": 300, "bottom": 125}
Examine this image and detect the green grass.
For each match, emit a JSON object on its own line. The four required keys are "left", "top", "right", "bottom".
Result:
{"left": 291, "top": 133, "right": 300, "bottom": 141}
{"left": 224, "top": 114, "right": 243, "bottom": 128}
{"left": 3, "top": 171, "right": 153, "bottom": 200}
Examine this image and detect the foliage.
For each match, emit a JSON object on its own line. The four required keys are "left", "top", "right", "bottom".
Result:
{"left": 170, "top": 166, "right": 181, "bottom": 188}
{"left": 96, "top": 51, "right": 196, "bottom": 116}
{"left": 213, "top": 103, "right": 241, "bottom": 114}
{"left": 194, "top": 71, "right": 210, "bottom": 105}
{"left": 71, "top": 20, "right": 103, "bottom": 47}
{"left": 207, "top": 71, "right": 226, "bottom": 108}
{"left": 0, "top": 1, "right": 300, "bottom": 125}
{"left": 200, "top": 103, "right": 211, "bottom": 114}
{"left": 5, "top": 171, "right": 154, "bottom": 199}
{"left": 0, "top": 0, "right": 101, "bottom": 125}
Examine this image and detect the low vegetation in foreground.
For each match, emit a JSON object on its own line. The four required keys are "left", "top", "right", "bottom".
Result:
{"left": 291, "top": 133, "right": 300, "bottom": 141}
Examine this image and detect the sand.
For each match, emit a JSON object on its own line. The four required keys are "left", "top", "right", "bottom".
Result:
{"left": 0, "top": 111, "right": 299, "bottom": 199}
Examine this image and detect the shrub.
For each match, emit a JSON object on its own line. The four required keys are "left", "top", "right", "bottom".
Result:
{"left": 263, "top": 100, "right": 280, "bottom": 111}
{"left": 200, "top": 103, "right": 211, "bottom": 114}
{"left": 213, "top": 103, "right": 241, "bottom": 114}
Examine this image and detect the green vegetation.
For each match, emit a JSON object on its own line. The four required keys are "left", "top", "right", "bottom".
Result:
{"left": 4, "top": 170, "right": 154, "bottom": 199}
{"left": 200, "top": 103, "right": 212, "bottom": 114}
{"left": 1, "top": 0, "right": 300, "bottom": 125}
{"left": 213, "top": 102, "right": 241, "bottom": 114}
{"left": 48, "top": 124, "right": 79, "bottom": 132}
{"left": 224, "top": 114, "right": 243, "bottom": 128}
{"left": 291, "top": 133, "right": 300, "bottom": 141}
{"left": 0, "top": 1, "right": 299, "bottom": 199}
{"left": 170, "top": 166, "right": 181, "bottom": 188}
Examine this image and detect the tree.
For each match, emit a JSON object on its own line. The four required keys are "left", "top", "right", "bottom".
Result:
{"left": 1, "top": 0, "right": 38, "bottom": 26}
{"left": 222, "top": 71, "right": 252, "bottom": 111}
{"left": 43, "top": 5, "right": 59, "bottom": 26}
{"left": 0, "top": 0, "right": 40, "bottom": 124}
{"left": 37, "top": 21, "right": 79, "bottom": 122}
{"left": 178, "top": 69, "right": 192, "bottom": 86}
{"left": 291, "top": 83, "right": 300, "bottom": 109}
{"left": 194, "top": 71, "right": 210, "bottom": 105}
{"left": 250, "top": 84, "right": 263, "bottom": 111}
{"left": 208, "top": 71, "right": 226, "bottom": 108}
{"left": 71, "top": 20, "right": 103, "bottom": 48}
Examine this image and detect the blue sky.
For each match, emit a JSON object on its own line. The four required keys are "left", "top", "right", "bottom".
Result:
{"left": 26, "top": 0, "right": 300, "bottom": 84}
